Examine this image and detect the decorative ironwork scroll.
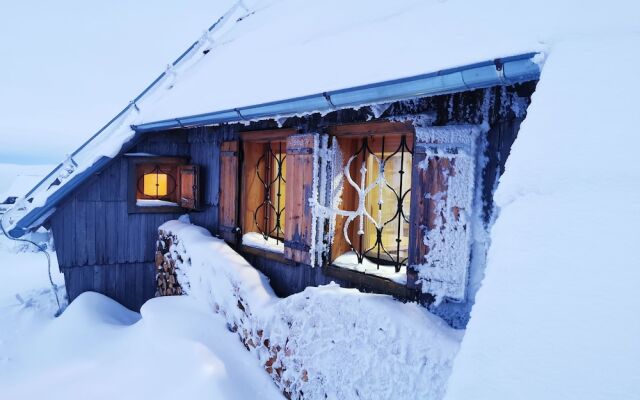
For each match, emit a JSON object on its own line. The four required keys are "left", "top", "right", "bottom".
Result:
{"left": 253, "top": 141, "right": 286, "bottom": 243}
{"left": 341, "top": 136, "right": 413, "bottom": 272}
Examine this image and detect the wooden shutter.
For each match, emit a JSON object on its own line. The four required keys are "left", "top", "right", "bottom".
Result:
{"left": 219, "top": 140, "right": 240, "bottom": 243}
{"left": 284, "top": 134, "right": 315, "bottom": 265}
{"left": 178, "top": 165, "right": 200, "bottom": 210}
{"left": 408, "top": 127, "right": 477, "bottom": 301}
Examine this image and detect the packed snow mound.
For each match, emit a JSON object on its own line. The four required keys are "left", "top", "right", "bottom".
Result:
{"left": 0, "top": 288, "right": 283, "bottom": 400}
{"left": 263, "top": 284, "right": 462, "bottom": 399}
{"left": 159, "top": 220, "right": 462, "bottom": 400}
{"left": 60, "top": 292, "right": 140, "bottom": 326}
{"left": 445, "top": 36, "right": 640, "bottom": 399}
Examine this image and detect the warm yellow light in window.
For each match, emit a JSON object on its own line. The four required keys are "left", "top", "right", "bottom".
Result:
{"left": 364, "top": 152, "right": 412, "bottom": 260}
{"left": 143, "top": 173, "right": 168, "bottom": 196}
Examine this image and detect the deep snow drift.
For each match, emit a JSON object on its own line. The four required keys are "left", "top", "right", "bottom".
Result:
{"left": 445, "top": 36, "right": 640, "bottom": 400}
{"left": 0, "top": 243, "right": 282, "bottom": 400}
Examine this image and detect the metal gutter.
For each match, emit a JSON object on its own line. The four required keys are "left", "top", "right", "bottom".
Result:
{"left": 133, "top": 52, "right": 541, "bottom": 133}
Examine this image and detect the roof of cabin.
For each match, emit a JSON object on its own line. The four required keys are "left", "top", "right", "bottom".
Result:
{"left": 3, "top": 0, "right": 635, "bottom": 236}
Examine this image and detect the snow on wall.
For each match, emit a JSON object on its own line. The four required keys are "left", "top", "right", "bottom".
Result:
{"left": 413, "top": 125, "right": 484, "bottom": 303}
{"left": 158, "top": 219, "right": 462, "bottom": 400}
{"left": 444, "top": 37, "right": 640, "bottom": 399}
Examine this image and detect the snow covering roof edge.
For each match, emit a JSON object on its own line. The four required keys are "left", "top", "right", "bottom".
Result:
{"left": 133, "top": 52, "right": 541, "bottom": 132}
{"left": 6, "top": 53, "right": 540, "bottom": 237}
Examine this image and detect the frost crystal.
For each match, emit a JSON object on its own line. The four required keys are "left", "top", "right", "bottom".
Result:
{"left": 413, "top": 124, "right": 483, "bottom": 303}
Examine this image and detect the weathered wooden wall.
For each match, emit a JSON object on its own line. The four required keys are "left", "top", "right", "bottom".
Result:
{"left": 51, "top": 127, "right": 237, "bottom": 310}
{"left": 51, "top": 82, "right": 536, "bottom": 312}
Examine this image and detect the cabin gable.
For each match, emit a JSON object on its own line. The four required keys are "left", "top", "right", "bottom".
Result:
{"left": 48, "top": 82, "right": 534, "bottom": 326}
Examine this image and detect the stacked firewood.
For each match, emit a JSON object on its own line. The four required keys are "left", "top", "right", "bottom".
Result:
{"left": 155, "top": 236, "right": 183, "bottom": 297}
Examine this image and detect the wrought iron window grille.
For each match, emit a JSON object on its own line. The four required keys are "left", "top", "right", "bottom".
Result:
{"left": 253, "top": 141, "right": 286, "bottom": 243}
{"left": 342, "top": 135, "right": 413, "bottom": 272}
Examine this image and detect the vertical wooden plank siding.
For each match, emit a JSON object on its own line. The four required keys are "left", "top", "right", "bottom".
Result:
{"left": 74, "top": 201, "right": 87, "bottom": 265}
{"left": 283, "top": 134, "right": 315, "bottom": 265}
{"left": 219, "top": 140, "right": 240, "bottom": 243}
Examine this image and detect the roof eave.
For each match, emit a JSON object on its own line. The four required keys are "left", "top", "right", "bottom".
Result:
{"left": 133, "top": 52, "right": 541, "bottom": 133}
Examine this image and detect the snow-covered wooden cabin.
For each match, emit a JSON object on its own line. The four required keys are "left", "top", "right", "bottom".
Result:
{"left": 2, "top": 2, "right": 540, "bottom": 327}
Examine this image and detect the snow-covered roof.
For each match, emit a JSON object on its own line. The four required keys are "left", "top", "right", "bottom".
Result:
{"left": 7, "top": 0, "right": 636, "bottom": 237}
{"left": 2, "top": 0, "right": 549, "bottom": 236}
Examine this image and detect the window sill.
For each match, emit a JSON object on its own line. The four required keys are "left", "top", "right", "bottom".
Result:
{"left": 241, "top": 232, "right": 285, "bottom": 254}
{"left": 323, "top": 264, "right": 416, "bottom": 300}
{"left": 238, "top": 244, "right": 294, "bottom": 265}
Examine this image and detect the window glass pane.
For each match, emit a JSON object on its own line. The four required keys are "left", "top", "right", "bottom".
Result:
{"left": 364, "top": 152, "right": 412, "bottom": 262}
{"left": 143, "top": 173, "right": 168, "bottom": 197}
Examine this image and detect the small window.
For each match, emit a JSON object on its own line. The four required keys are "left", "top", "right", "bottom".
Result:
{"left": 136, "top": 163, "right": 179, "bottom": 207}
{"left": 128, "top": 156, "right": 200, "bottom": 213}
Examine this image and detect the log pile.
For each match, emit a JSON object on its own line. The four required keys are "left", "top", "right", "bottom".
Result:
{"left": 155, "top": 234, "right": 183, "bottom": 297}
{"left": 155, "top": 226, "right": 308, "bottom": 399}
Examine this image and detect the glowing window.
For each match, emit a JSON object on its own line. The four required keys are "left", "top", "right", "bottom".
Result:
{"left": 364, "top": 152, "right": 412, "bottom": 263}
{"left": 143, "top": 172, "right": 168, "bottom": 197}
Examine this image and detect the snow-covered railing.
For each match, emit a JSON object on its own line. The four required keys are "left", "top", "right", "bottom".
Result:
{"left": 157, "top": 219, "right": 462, "bottom": 400}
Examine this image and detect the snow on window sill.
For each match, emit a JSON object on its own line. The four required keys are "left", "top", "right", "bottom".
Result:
{"left": 242, "top": 232, "right": 285, "bottom": 254}
{"left": 332, "top": 251, "right": 407, "bottom": 285}
{"left": 136, "top": 199, "right": 179, "bottom": 207}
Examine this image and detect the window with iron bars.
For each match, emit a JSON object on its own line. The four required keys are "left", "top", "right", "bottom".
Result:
{"left": 331, "top": 134, "right": 413, "bottom": 274}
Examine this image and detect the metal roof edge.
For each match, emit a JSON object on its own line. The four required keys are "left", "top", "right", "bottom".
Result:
{"left": 7, "top": 134, "right": 145, "bottom": 237}
{"left": 133, "top": 52, "right": 541, "bottom": 133}
{"left": 7, "top": 52, "right": 541, "bottom": 237}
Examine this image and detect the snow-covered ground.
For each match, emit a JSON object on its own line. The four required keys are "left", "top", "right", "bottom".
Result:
{"left": 0, "top": 240, "right": 282, "bottom": 400}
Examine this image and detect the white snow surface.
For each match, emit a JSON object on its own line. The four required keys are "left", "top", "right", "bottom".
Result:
{"left": 242, "top": 232, "right": 285, "bottom": 253}
{"left": 0, "top": 239, "right": 283, "bottom": 400}
{"left": 161, "top": 219, "right": 462, "bottom": 399}
{"left": 445, "top": 37, "right": 640, "bottom": 399}
{"left": 332, "top": 251, "right": 407, "bottom": 285}
{"left": 135, "top": 199, "right": 179, "bottom": 207}
{"left": 137, "top": 0, "right": 631, "bottom": 123}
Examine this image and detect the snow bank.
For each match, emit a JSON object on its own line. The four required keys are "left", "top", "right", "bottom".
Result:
{"left": 159, "top": 219, "right": 462, "bottom": 400}
{"left": 444, "top": 37, "right": 640, "bottom": 399}
{"left": 0, "top": 291, "right": 283, "bottom": 400}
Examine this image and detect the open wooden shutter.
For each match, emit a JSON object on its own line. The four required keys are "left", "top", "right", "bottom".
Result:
{"left": 178, "top": 165, "right": 200, "bottom": 210}
{"left": 408, "top": 126, "right": 478, "bottom": 302}
{"left": 219, "top": 140, "right": 240, "bottom": 243}
{"left": 284, "top": 134, "right": 315, "bottom": 265}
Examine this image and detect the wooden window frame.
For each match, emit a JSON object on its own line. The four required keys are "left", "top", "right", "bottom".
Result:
{"left": 127, "top": 156, "right": 189, "bottom": 214}
{"left": 239, "top": 129, "right": 296, "bottom": 249}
